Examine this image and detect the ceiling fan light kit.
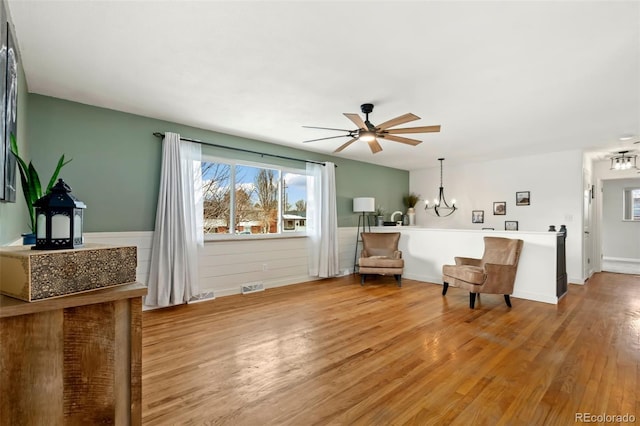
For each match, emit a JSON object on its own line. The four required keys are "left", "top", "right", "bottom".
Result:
{"left": 303, "top": 103, "right": 441, "bottom": 154}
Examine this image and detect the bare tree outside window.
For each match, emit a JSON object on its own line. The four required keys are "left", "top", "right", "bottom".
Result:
{"left": 202, "top": 162, "right": 231, "bottom": 233}
{"left": 294, "top": 199, "right": 307, "bottom": 213}
{"left": 201, "top": 159, "right": 307, "bottom": 236}
{"left": 255, "top": 168, "right": 279, "bottom": 233}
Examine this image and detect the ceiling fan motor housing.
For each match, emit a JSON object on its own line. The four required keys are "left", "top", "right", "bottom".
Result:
{"left": 360, "top": 103, "right": 374, "bottom": 114}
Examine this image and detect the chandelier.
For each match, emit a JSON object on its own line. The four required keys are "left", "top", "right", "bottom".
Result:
{"left": 424, "top": 158, "right": 457, "bottom": 217}
{"left": 610, "top": 150, "right": 637, "bottom": 171}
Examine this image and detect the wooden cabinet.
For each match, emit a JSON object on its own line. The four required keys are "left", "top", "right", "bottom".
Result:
{"left": 0, "top": 283, "right": 147, "bottom": 425}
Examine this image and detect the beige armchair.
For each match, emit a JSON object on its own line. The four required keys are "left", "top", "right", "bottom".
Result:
{"left": 442, "top": 236, "right": 523, "bottom": 308}
{"left": 359, "top": 232, "right": 404, "bottom": 287}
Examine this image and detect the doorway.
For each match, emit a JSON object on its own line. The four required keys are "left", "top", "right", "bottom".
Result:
{"left": 600, "top": 177, "right": 640, "bottom": 274}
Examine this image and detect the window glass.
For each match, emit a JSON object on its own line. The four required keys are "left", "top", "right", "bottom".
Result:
{"left": 283, "top": 172, "right": 307, "bottom": 233}
{"left": 202, "top": 162, "right": 232, "bottom": 234}
{"left": 623, "top": 187, "right": 640, "bottom": 221}
{"left": 201, "top": 157, "right": 306, "bottom": 236}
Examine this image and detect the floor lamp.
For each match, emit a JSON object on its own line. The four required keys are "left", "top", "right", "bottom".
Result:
{"left": 353, "top": 197, "right": 375, "bottom": 273}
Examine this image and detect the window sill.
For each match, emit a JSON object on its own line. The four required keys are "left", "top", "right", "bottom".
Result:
{"left": 204, "top": 233, "right": 308, "bottom": 242}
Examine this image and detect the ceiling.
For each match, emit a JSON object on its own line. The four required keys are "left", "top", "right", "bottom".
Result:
{"left": 8, "top": 1, "right": 640, "bottom": 170}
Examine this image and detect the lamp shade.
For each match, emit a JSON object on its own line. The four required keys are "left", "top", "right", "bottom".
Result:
{"left": 353, "top": 197, "right": 375, "bottom": 213}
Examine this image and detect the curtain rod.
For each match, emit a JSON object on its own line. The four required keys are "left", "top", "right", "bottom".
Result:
{"left": 153, "top": 132, "right": 332, "bottom": 167}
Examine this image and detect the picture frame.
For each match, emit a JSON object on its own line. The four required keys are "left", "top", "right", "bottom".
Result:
{"left": 493, "top": 201, "right": 506, "bottom": 215}
{"left": 505, "top": 220, "right": 518, "bottom": 231}
{"left": 471, "top": 210, "right": 484, "bottom": 224}
{"left": 515, "top": 191, "right": 530, "bottom": 206}
{"left": 0, "top": 20, "right": 7, "bottom": 201}
{"left": 2, "top": 21, "right": 18, "bottom": 202}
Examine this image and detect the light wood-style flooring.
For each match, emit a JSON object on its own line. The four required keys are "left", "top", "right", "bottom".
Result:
{"left": 141, "top": 272, "right": 640, "bottom": 425}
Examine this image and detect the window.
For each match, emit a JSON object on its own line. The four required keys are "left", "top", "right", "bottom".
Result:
{"left": 623, "top": 187, "right": 640, "bottom": 221}
{"left": 201, "top": 157, "right": 307, "bottom": 236}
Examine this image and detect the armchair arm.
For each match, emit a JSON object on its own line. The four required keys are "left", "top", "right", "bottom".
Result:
{"left": 480, "top": 263, "right": 517, "bottom": 294}
{"left": 455, "top": 257, "right": 481, "bottom": 266}
{"left": 393, "top": 250, "right": 402, "bottom": 259}
{"left": 361, "top": 249, "right": 370, "bottom": 258}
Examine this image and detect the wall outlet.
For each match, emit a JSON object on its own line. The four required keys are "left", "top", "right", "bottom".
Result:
{"left": 262, "top": 263, "right": 268, "bottom": 271}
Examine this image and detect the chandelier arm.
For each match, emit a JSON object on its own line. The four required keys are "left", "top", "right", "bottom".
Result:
{"left": 424, "top": 158, "right": 457, "bottom": 217}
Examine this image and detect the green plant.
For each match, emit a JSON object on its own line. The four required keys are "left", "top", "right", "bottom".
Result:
{"left": 9, "top": 133, "right": 71, "bottom": 233}
{"left": 375, "top": 206, "right": 385, "bottom": 216}
{"left": 403, "top": 192, "right": 420, "bottom": 208}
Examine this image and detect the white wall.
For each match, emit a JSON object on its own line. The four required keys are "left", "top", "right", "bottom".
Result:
{"left": 410, "top": 150, "right": 584, "bottom": 283}
{"left": 601, "top": 178, "right": 640, "bottom": 259}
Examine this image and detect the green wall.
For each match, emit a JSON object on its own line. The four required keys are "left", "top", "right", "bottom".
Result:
{"left": 26, "top": 94, "right": 408, "bottom": 233}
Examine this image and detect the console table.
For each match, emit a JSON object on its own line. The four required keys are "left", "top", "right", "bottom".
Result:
{"left": 0, "top": 282, "right": 147, "bottom": 425}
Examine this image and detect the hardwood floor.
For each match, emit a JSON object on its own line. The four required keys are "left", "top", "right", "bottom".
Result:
{"left": 141, "top": 273, "right": 640, "bottom": 425}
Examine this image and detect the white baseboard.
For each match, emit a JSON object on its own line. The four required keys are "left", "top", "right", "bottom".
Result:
{"left": 602, "top": 257, "right": 640, "bottom": 275}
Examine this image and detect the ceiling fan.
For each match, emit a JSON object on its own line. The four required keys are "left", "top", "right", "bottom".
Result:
{"left": 303, "top": 103, "right": 441, "bottom": 154}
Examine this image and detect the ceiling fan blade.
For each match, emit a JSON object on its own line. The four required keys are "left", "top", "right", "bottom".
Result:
{"left": 302, "top": 125, "right": 354, "bottom": 132}
{"left": 368, "top": 138, "right": 383, "bottom": 154}
{"left": 343, "top": 113, "right": 367, "bottom": 129}
{"left": 376, "top": 113, "right": 420, "bottom": 130}
{"left": 385, "top": 125, "right": 441, "bottom": 134}
{"left": 334, "top": 138, "right": 358, "bottom": 153}
{"left": 303, "top": 134, "right": 350, "bottom": 143}
{"left": 382, "top": 134, "right": 422, "bottom": 146}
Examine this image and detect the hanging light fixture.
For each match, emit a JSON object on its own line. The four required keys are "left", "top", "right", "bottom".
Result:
{"left": 610, "top": 150, "right": 637, "bottom": 171}
{"left": 424, "top": 158, "right": 457, "bottom": 217}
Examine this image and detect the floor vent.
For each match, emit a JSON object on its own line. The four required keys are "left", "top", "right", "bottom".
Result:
{"left": 187, "top": 291, "right": 215, "bottom": 304}
{"left": 241, "top": 282, "right": 265, "bottom": 294}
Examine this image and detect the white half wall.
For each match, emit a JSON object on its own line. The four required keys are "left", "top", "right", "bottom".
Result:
{"left": 410, "top": 150, "right": 584, "bottom": 283}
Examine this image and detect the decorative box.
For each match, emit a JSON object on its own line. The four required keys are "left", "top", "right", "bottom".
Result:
{"left": 0, "top": 244, "right": 137, "bottom": 302}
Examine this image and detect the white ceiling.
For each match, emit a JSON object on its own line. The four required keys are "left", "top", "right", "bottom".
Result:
{"left": 8, "top": 1, "right": 640, "bottom": 170}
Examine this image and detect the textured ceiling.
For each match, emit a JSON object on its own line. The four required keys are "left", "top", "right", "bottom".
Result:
{"left": 8, "top": 1, "right": 640, "bottom": 170}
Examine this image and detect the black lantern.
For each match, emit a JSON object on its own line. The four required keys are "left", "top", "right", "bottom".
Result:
{"left": 33, "top": 179, "right": 86, "bottom": 250}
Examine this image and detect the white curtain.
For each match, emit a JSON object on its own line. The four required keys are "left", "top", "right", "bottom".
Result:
{"left": 307, "top": 161, "right": 339, "bottom": 277}
{"left": 146, "top": 132, "right": 203, "bottom": 307}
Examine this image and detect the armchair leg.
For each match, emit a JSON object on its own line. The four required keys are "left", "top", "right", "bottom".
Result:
{"left": 395, "top": 275, "right": 402, "bottom": 287}
{"left": 442, "top": 282, "right": 449, "bottom": 296}
{"left": 469, "top": 292, "right": 477, "bottom": 309}
{"left": 504, "top": 294, "right": 512, "bottom": 308}
{"left": 360, "top": 274, "right": 365, "bottom": 286}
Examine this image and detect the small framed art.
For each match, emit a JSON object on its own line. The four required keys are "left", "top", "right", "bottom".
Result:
{"left": 516, "top": 191, "right": 530, "bottom": 206}
{"left": 505, "top": 221, "right": 518, "bottom": 231}
{"left": 493, "top": 201, "right": 506, "bottom": 215}
{"left": 472, "top": 210, "right": 484, "bottom": 224}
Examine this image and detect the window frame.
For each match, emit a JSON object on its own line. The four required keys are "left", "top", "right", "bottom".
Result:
{"left": 201, "top": 154, "right": 309, "bottom": 241}
{"left": 622, "top": 187, "right": 640, "bottom": 222}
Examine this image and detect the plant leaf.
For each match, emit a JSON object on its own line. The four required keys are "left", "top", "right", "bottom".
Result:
{"left": 46, "top": 155, "right": 72, "bottom": 193}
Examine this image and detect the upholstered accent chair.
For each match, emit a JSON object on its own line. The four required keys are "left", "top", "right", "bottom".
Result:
{"left": 359, "top": 232, "right": 404, "bottom": 286}
{"left": 442, "top": 236, "right": 523, "bottom": 308}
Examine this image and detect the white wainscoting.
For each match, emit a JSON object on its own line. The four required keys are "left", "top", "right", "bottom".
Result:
{"left": 84, "top": 229, "right": 362, "bottom": 300}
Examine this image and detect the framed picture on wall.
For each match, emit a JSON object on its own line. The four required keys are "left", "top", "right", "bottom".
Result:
{"left": 505, "top": 221, "right": 519, "bottom": 231}
{"left": 472, "top": 210, "right": 484, "bottom": 223}
{"left": 1, "top": 21, "right": 17, "bottom": 202}
{"left": 516, "top": 191, "right": 530, "bottom": 206}
{"left": 493, "top": 201, "right": 506, "bottom": 215}
{"left": 0, "top": 20, "right": 7, "bottom": 201}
